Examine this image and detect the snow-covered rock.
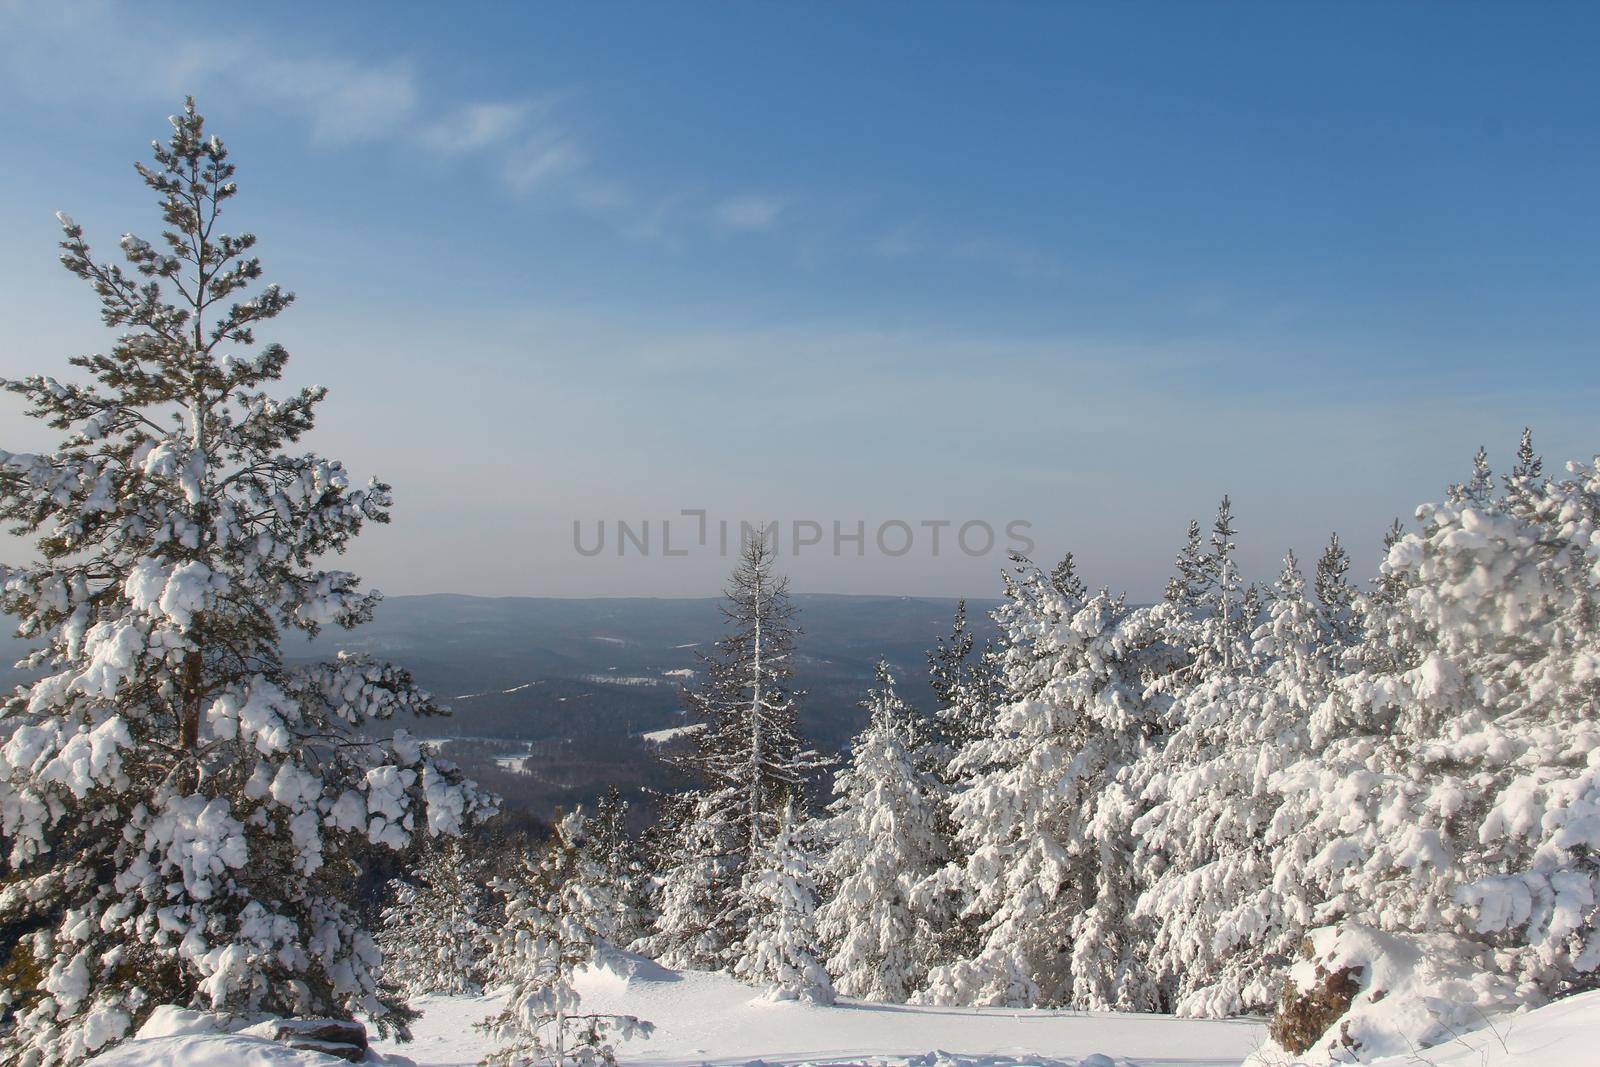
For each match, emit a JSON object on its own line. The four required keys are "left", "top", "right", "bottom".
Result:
{"left": 88, "top": 1033, "right": 413, "bottom": 1067}
{"left": 1256, "top": 924, "right": 1530, "bottom": 1064}
{"left": 87, "top": 1009, "right": 392, "bottom": 1067}
{"left": 581, "top": 947, "right": 683, "bottom": 988}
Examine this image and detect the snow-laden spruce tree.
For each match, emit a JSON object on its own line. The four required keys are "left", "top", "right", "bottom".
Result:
{"left": 1313, "top": 532, "right": 1358, "bottom": 649}
{"left": 1267, "top": 438, "right": 1600, "bottom": 1058}
{"left": 480, "top": 855, "right": 652, "bottom": 1067}
{"left": 574, "top": 788, "right": 651, "bottom": 950}
{"left": 641, "top": 531, "right": 824, "bottom": 969}
{"left": 914, "top": 559, "right": 1071, "bottom": 987}
{"left": 1504, "top": 425, "right": 1546, "bottom": 523}
{"left": 927, "top": 598, "right": 1002, "bottom": 757}
{"left": 0, "top": 100, "right": 490, "bottom": 1065}
{"left": 1163, "top": 497, "right": 1252, "bottom": 678}
{"left": 731, "top": 802, "right": 834, "bottom": 1004}
{"left": 815, "top": 662, "right": 945, "bottom": 1002}
{"left": 538, "top": 801, "right": 649, "bottom": 951}
{"left": 634, "top": 791, "right": 735, "bottom": 968}
{"left": 687, "top": 529, "right": 824, "bottom": 853}
{"left": 377, "top": 838, "right": 495, "bottom": 997}
{"left": 913, "top": 598, "right": 1000, "bottom": 972}
{"left": 1165, "top": 519, "right": 1208, "bottom": 607}
{"left": 919, "top": 558, "right": 1180, "bottom": 1010}
{"left": 1131, "top": 549, "right": 1333, "bottom": 1016}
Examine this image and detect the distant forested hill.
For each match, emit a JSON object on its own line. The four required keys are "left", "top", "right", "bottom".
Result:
{"left": 0, "top": 593, "right": 998, "bottom": 821}
{"left": 293, "top": 592, "right": 998, "bottom": 751}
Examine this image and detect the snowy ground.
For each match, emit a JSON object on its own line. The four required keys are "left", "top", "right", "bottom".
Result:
{"left": 86, "top": 956, "right": 1600, "bottom": 1066}
{"left": 377, "top": 955, "right": 1267, "bottom": 1067}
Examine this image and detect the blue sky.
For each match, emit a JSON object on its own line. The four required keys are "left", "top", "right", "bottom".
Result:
{"left": 1, "top": 1, "right": 1597, "bottom": 599}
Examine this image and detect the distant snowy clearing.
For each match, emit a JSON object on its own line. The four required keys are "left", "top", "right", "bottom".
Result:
{"left": 582, "top": 672, "right": 670, "bottom": 686}
{"left": 642, "top": 722, "right": 707, "bottom": 744}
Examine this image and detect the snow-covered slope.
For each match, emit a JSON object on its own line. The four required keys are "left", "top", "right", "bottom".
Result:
{"left": 1374, "top": 990, "right": 1600, "bottom": 1067}
{"left": 377, "top": 954, "right": 1266, "bottom": 1066}
{"left": 1242, "top": 988, "right": 1600, "bottom": 1067}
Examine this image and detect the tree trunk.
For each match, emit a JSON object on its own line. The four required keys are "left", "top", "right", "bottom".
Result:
{"left": 180, "top": 647, "right": 203, "bottom": 750}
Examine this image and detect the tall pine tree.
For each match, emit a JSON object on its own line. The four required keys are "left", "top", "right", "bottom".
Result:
{"left": 0, "top": 101, "right": 490, "bottom": 1065}
{"left": 640, "top": 532, "right": 823, "bottom": 969}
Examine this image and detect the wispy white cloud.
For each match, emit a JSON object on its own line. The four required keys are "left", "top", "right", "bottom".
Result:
{"left": 502, "top": 136, "right": 587, "bottom": 196}
{"left": 255, "top": 56, "right": 422, "bottom": 144}
{"left": 0, "top": 4, "right": 423, "bottom": 146}
{"left": 0, "top": 2, "right": 575, "bottom": 194}
{"left": 714, "top": 194, "right": 786, "bottom": 231}
{"left": 0, "top": 0, "right": 1066, "bottom": 282}
{"left": 417, "top": 100, "right": 536, "bottom": 155}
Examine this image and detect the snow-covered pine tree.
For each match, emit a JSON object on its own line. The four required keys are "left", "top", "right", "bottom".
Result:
{"left": 1050, "top": 550, "right": 1089, "bottom": 603}
{"left": 1313, "top": 532, "right": 1357, "bottom": 648}
{"left": 1206, "top": 496, "right": 1247, "bottom": 674}
{"left": 580, "top": 788, "right": 651, "bottom": 950}
{"left": 479, "top": 855, "right": 652, "bottom": 1067}
{"left": 928, "top": 601, "right": 975, "bottom": 712}
{"left": 731, "top": 802, "right": 834, "bottom": 1004}
{"left": 0, "top": 100, "right": 490, "bottom": 1065}
{"left": 926, "top": 599, "right": 999, "bottom": 753}
{"left": 1132, "top": 550, "right": 1331, "bottom": 1016}
{"left": 1268, "top": 440, "right": 1600, "bottom": 1057}
{"left": 689, "top": 530, "right": 823, "bottom": 852}
{"left": 1163, "top": 498, "right": 1251, "bottom": 679}
{"left": 1360, "top": 517, "right": 1411, "bottom": 623}
{"left": 1447, "top": 444, "right": 1495, "bottom": 508}
{"left": 542, "top": 810, "right": 614, "bottom": 945}
{"left": 640, "top": 531, "right": 824, "bottom": 969}
{"left": 377, "top": 838, "right": 495, "bottom": 997}
{"left": 815, "top": 662, "right": 945, "bottom": 1002}
{"left": 1239, "top": 582, "right": 1264, "bottom": 646}
{"left": 916, "top": 559, "right": 1073, "bottom": 1008}
{"left": 634, "top": 790, "right": 734, "bottom": 968}
{"left": 920, "top": 559, "right": 1180, "bottom": 1010}
{"left": 915, "top": 595, "right": 1006, "bottom": 979}
{"left": 1504, "top": 426, "right": 1546, "bottom": 522}
{"left": 538, "top": 800, "right": 649, "bottom": 951}
{"left": 1164, "top": 519, "right": 1207, "bottom": 607}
